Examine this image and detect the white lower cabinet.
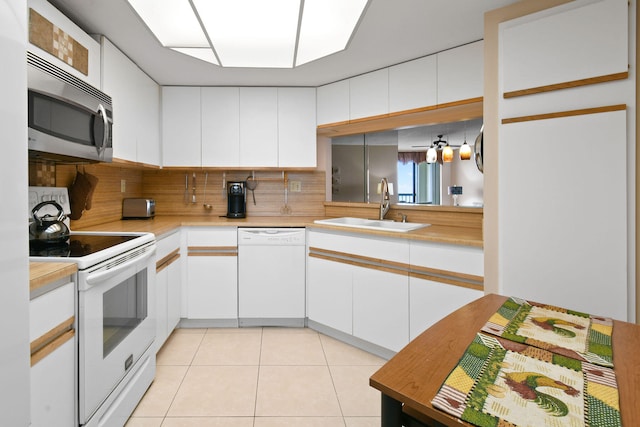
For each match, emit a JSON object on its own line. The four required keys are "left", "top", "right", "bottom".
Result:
{"left": 307, "top": 229, "right": 484, "bottom": 355}
{"left": 307, "top": 256, "right": 353, "bottom": 335}
{"left": 409, "top": 278, "right": 482, "bottom": 340}
{"left": 30, "top": 279, "right": 76, "bottom": 427}
{"left": 185, "top": 228, "right": 238, "bottom": 321}
{"left": 352, "top": 266, "right": 409, "bottom": 352}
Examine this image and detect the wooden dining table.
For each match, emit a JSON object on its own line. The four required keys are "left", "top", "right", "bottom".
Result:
{"left": 369, "top": 293, "right": 640, "bottom": 427}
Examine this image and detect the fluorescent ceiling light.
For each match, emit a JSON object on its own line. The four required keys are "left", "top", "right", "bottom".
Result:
{"left": 126, "top": 0, "right": 369, "bottom": 68}
{"left": 296, "top": 0, "right": 370, "bottom": 66}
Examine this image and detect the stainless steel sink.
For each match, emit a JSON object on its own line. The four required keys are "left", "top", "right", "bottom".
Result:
{"left": 313, "top": 217, "right": 429, "bottom": 233}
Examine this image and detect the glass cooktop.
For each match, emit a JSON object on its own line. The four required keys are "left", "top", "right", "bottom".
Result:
{"left": 29, "top": 234, "right": 139, "bottom": 257}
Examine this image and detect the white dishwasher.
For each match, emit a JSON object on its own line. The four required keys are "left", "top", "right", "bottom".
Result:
{"left": 237, "top": 228, "right": 306, "bottom": 327}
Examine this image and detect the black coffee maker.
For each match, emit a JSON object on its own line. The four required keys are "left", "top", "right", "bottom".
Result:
{"left": 226, "top": 181, "right": 246, "bottom": 218}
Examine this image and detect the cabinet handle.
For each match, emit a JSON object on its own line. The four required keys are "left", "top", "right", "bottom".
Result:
{"left": 156, "top": 249, "right": 181, "bottom": 272}
{"left": 31, "top": 328, "right": 74, "bottom": 366}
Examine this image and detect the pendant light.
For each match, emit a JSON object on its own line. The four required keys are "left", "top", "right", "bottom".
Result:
{"left": 459, "top": 140, "right": 471, "bottom": 160}
{"left": 426, "top": 144, "right": 437, "bottom": 163}
{"left": 442, "top": 143, "right": 453, "bottom": 163}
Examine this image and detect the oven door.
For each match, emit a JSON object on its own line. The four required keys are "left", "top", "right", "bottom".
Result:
{"left": 77, "top": 243, "right": 156, "bottom": 424}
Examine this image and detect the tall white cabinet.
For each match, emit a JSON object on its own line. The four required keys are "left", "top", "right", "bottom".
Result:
{"left": 102, "top": 37, "right": 161, "bottom": 165}
{"left": 0, "top": 0, "right": 30, "bottom": 424}
{"left": 497, "top": 0, "right": 634, "bottom": 321}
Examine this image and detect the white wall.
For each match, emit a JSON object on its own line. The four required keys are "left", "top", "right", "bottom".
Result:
{"left": 0, "top": 0, "right": 31, "bottom": 424}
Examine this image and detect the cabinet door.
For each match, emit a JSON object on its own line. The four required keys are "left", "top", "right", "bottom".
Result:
{"left": 155, "top": 266, "right": 169, "bottom": 352}
{"left": 162, "top": 87, "right": 201, "bottom": 167}
{"left": 389, "top": 55, "right": 437, "bottom": 113}
{"left": 409, "top": 277, "right": 482, "bottom": 340}
{"left": 501, "top": 0, "right": 627, "bottom": 95}
{"left": 239, "top": 87, "right": 278, "bottom": 167}
{"left": 316, "top": 80, "right": 349, "bottom": 125}
{"left": 437, "top": 40, "right": 484, "bottom": 104}
{"left": 30, "top": 338, "right": 75, "bottom": 427}
{"left": 136, "top": 70, "right": 161, "bottom": 166}
{"left": 277, "top": 87, "right": 316, "bottom": 168}
{"left": 349, "top": 68, "right": 389, "bottom": 120}
{"left": 353, "top": 266, "right": 408, "bottom": 352}
{"left": 102, "top": 37, "right": 160, "bottom": 165}
{"left": 187, "top": 255, "right": 238, "bottom": 319}
{"left": 201, "top": 87, "right": 240, "bottom": 167}
{"left": 167, "top": 257, "right": 182, "bottom": 331}
{"left": 306, "top": 256, "right": 353, "bottom": 335}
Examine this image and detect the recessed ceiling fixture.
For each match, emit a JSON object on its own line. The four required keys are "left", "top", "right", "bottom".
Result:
{"left": 126, "top": 0, "right": 370, "bottom": 68}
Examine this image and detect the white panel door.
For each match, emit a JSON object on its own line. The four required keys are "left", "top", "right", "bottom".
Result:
{"left": 201, "top": 87, "right": 240, "bottom": 167}
{"left": 349, "top": 68, "right": 389, "bottom": 120}
{"left": 499, "top": 110, "right": 627, "bottom": 320}
{"left": 389, "top": 55, "right": 437, "bottom": 113}
{"left": 187, "top": 256, "right": 238, "bottom": 319}
{"left": 239, "top": 87, "right": 278, "bottom": 167}
{"left": 278, "top": 87, "right": 317, "bottom": 168}
{"left": 306, "top": 256, "right": 353, "bottom": 335}
{"left": 135, "top": 69, "right": 161, "bottom": 166}
{"left": 409, "top": 278, "right": 482, "bottom": 340}
{"left": 437, "top": 40, "right": 484, "bottom": 104}
{"left": 162, "top": 87, "right": 201, "bottom": 167}
{"left": 352, "top": 266, "right": 409, "bottom": 352}
{"left": 316, "top": 80, "right": 350, "bottom": 125}
{"left": 501, "top": 0, "right": 628, "bottom": 94}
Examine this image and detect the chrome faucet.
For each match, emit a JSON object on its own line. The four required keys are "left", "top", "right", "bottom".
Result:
{"left": 379, "top": 177, "right": 390, "bottom": 220}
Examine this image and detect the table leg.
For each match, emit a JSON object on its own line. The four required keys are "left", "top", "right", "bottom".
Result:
{"left": 381, "top": 393, "right": 403, "bottom": 427}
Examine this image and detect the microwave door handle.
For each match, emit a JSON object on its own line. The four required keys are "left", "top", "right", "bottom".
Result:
{"left": 96, "top": 104, "right": 109, "bottom": 155}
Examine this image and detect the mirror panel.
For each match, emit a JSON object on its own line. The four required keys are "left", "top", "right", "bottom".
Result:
{"left": 331, "top": 118, "right": 483, "bottom": 207}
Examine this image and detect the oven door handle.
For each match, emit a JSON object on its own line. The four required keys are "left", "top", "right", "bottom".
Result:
{"left": 84, "top": 246, "right": 155, "bottom": 288}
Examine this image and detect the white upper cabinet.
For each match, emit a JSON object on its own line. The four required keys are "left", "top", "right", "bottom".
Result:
{"left": 162, "top": 87, "right": 202, "bottom": 167}
{"left": 28, "top": 0, "right": 101, "bottom": 88}
{"left": 389, "top": 55, "right": 437, "bottom": 113}
{"left": 349, "top": 68, "right": 389, "bottom": 120}
{"left": 102, "top": 37, "right": 160, "bottom": 165}
{"left": 501, "top": 0, "right": 628, "bottom": 94}
{"left": 201, "top": 87, "right": 240, "bottom": 167}
{"left": 437, "top": 40, "right": 484, "bottom": 104}
{"left": 316, "top": 80, "right": 350, "bottom": 125}
{"left": 278, "top": 87, "right": 317, "bottom": 168}
{"left": 239, "top": 87, "right": 279, "bottom": 167}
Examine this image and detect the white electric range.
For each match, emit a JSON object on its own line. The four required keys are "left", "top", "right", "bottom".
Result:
{"left": 28, "top": 186, "right": 157, "bottom": 427}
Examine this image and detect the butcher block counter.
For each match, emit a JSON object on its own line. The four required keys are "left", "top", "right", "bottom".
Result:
{"left": 75, "top": 215, "right": 483, "bottom": 247}
{"left": 29, "top": 262, "right": 77, "bottom": 295}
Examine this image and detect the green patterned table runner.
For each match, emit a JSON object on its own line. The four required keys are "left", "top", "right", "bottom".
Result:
{"left": 431, "top": 333, "right": 622, "bottom": 427}
{"left": 480, "top": 297, "right": 614, "bottom": 368}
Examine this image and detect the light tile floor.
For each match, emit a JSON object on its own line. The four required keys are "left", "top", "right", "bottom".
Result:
{"left": 126, "top": 327, "right": 386, "bottom": 427}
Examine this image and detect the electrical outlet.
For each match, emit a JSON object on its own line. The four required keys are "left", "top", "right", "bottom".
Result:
{"left": 289, "top": 180, "right": 302, "bottom": 192}
{"left": 121, "top": 179, "right": 126, "bottom": 193}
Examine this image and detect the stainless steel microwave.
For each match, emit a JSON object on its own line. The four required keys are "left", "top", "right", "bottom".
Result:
{"left": 27, "top": 52, "right": 113, "bottom": 163}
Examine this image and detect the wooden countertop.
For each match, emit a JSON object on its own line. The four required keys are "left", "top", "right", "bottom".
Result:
{"left": 29, "top": 262, "right": 77, "bottom": 294}
{"left": 369, "top": 294, "right": 640, "bottom": 426}
{"left": 77, "top": 215, "right": 483, "bottom": 247}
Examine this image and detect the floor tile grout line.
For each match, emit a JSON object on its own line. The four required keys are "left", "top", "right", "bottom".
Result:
{"left": 319, "top": 331, "right": 348, "bottom": 425}
{"left": 252, "top": 326, "right": 264, "bottom": 426}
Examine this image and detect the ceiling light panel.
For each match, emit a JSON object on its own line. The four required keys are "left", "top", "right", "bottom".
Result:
{"left": 193, "top": 0, "right": 301, "bottom": 68}
{"left": 296, "top": 0, "right": 369, "bottom": 66}
{"left": 127, "top": 0, "right": 209, "bottom": 47}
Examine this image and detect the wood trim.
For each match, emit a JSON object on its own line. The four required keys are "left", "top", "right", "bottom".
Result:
{"left": 503, "top": 72, "right": 629, "bottom": 99}
{"left": 30, "top": 316, "right": 74, "bottom": 362}
{"left": 409, "top": 271, "right": 483, "bottom": 291}
{"left": 317, "top": 99, "right": 483, "bottom": 138}
{"left": 502, "top": 104, "right": 627, "bottom": 125}
{"left": 188, "top": 246, "right": 238, "bottom": 256}
{"left": 31, "top": 329, "right": 75, "bottom": 366}
{"left": 309, "top": 246, "right": 484, "bottom": 290}
{"left": 156, "top": 250, "right": 181, "bottom": 272}
{"left": 309, "top": 252, "right": 409, "bottom": 277}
